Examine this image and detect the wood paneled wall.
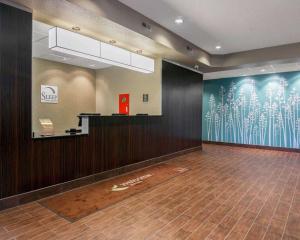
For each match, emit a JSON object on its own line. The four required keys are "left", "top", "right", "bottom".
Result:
{"left": 0, "top": 3, "right": 203, "bottom": 200}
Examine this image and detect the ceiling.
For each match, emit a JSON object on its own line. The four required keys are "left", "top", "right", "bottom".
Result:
{"left": 31, "top": 20, "right": 300, "bottom": 79}
{"left": 119, "top": 0, "right": 300, "bottom": 54}
{"left": 204, "top": 62, "right": 300, "bottom": 80}
{"left": 32, "top": 20, "right": 111, "bottom": 69}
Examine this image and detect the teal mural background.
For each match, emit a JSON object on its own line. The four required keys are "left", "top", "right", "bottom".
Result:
{"left": 202, "top": 71, "right": 300, "bottom": 148}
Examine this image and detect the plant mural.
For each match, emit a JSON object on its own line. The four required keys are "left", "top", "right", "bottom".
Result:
{"left": 203, "top": 72, "right": 300, "bottom": 148}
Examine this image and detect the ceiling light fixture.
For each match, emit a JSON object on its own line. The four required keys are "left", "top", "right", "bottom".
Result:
{"left": 175, "top": 17, "right": 184, "bottom": 24}
{"left": 260, "top": 69, "right": 266, "bottom": 72}
{"left": 215, "top": 45, "right": 221, "bottom": 50}
{"left": 89, "top": 64, "right": 96, "bottom": 67}
{"left": 49, "top": 27, "right": 154, "bottom": 74}
{"left": 72, "top": 26, "right": 80, "bottom": 31}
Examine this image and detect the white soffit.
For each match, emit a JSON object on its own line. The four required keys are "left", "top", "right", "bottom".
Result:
{"left": 204, "top": 63, "right": 300, "bottom": 80}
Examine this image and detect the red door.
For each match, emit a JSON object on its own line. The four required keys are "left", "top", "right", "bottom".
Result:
{"left": 119, "top": 93, "right": 129, "bottom": 115}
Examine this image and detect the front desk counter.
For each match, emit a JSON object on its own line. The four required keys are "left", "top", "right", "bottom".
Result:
{"left": 33, "top": 115, "right": 163, "bottom": 139}
{"left": 87, "top": 115, "right": 163, "bottom": 139}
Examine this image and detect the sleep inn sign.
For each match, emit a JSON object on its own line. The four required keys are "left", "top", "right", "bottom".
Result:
{"left": 41, "top": 85, "right": 58, "bottom": 104}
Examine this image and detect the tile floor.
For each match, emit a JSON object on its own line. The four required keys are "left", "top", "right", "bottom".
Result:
{"left": 0, "top": 144, "right": 300, "bottom": 240}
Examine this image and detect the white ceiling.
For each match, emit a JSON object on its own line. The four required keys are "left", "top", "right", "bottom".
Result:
{"left": 32, "top": 20, "right": 111, "bottom": 70}
{"left": 119, "top": 0, "right": 300, "bottom": 54}
{"left": 204, "top": 62, "right": 300, "bottom": 80}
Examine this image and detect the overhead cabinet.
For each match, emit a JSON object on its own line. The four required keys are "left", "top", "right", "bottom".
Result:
{"left": 49, "top": 27, "right": 154, "bottom": 73}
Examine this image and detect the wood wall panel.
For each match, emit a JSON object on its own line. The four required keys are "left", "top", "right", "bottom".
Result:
{"left": 0, "top": 3, "right": 203, "bottom": 200}
{"left": 0, "top": 3, "right": 32, "bottom": 198}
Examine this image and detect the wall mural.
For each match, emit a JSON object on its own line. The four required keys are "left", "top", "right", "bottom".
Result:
{"left": 202, "top": 71, "right": 300, "bottom": 149}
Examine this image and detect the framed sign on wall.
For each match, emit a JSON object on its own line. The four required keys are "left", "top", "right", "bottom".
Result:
{"left": 143, "top": 94, "right": 149, "bottom": 102}
{"left": 41, "top": 85, "right": 58, "bottom": 104}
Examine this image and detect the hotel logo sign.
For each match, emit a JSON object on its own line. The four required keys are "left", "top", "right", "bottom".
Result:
{"left": 41, "top": 85, "right": 58, "bottom": 104}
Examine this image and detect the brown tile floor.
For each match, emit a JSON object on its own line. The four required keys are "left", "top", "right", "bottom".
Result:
{"left": 1, "top": 144, "right": 300, "bottom": 240}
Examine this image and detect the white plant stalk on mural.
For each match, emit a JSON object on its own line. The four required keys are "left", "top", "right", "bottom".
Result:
{"left": 204, "top": 77, "right": 300, "bottom": 148}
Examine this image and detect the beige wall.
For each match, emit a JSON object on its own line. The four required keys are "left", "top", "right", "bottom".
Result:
{"left": 32, "top": 58, "right": 96, "bottom": 134}
{"left": 32, "top": 58, "right": 162, "bottom": 135}
{"left": 96, "top": 59, "right": 162, "bottom": 115}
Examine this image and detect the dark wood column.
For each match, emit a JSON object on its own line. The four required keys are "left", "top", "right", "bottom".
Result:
{"left": 0, "top": 3, "right": 32, "bottom": 198}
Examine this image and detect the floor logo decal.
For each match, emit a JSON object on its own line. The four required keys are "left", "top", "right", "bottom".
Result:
{"left": 174, "top": 167, "right": 188, "bottom": 173}
{"left": 111, "top": 173, "right": 152, "bottom": 192}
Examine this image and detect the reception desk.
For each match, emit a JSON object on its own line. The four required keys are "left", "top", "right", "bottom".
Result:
{"left": 0, "top": 2, "right": 203, "bottom": 209}
{"left": 27, "top": 58, "right": 203, "bottom": 190}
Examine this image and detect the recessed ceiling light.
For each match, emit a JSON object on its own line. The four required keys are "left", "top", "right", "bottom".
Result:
{"left": 109, "top": 40, "right": 116, "bottom": 44}
{"left": 175, "top": 17, "right": 184, "bottom": 24}
{"left": 72, "top": 26, "right": 80, "bottom": 31}
{"left": 89, "top": 64, "right": 96, "bottom": 67}
{"left": 260, "top": 69, "right": 266, "bottom": 72}
{"left": 215, "top": 45, "right": 221, "bottom": 50}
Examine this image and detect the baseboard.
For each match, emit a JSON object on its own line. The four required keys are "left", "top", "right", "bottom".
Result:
{"left": 203, "top": 141, "right": 300, "bottom": 153}
{"left": 0, "top": 146, "right": 202, "bottom": 211}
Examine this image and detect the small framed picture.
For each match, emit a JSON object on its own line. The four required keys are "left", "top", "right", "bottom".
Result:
{"left": 143, "top": 94, "right": 149, "bottom": 102}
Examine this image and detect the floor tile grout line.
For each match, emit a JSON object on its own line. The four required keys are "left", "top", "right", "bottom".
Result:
{"left": 280, "top": 168, "right": 299, "bottom": 240}
{"left": 142, "top": 165, "right": 239, "bottom": 240}
{"left": 238, "top": 164, "right": 288, "bottom": 240}
{"left": 185, "top": 159, "right": 269, "bottom": 240}
{"left": 144, "top": 157, "right": 250, "bottom": 240}
{"left": 221, "top": 169, "right": 280, "bottom": 240}
{"left": 240, "top": 188, "right": 276, "bottom": 239}
{"left": 214, "top": 163, "right": 285, "bottom": 240}
{"left": 261, "top": 166, "right": 297, "bottom": 240}
{"left": 159, "top": 150, "right": 292, "bottom": 240}
{"left": 260, "top": 167, "right": 293, "bottom": 240}
{"left": 204, "top": 179, "right": 261, "bottom": 240}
